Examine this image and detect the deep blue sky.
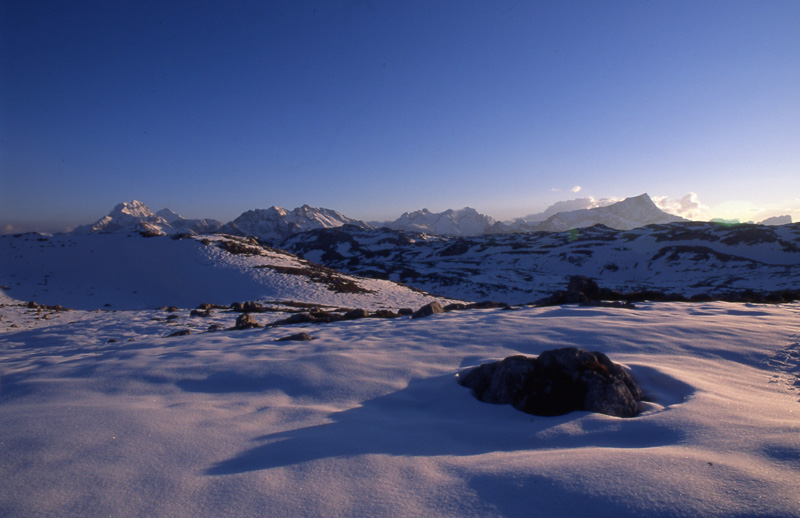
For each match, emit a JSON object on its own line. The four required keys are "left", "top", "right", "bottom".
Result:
{"left": 2, "top": 0, "right": 799, "bottom": 232}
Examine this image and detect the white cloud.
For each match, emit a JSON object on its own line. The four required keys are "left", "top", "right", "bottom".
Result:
{"left": 571, "top": 185, "right": 582, "bottom": 193}
{"left": 652, "top": 193, "right": 710, "bottom": 221}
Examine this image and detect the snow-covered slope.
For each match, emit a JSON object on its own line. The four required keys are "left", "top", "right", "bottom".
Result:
{"left": 281, "top": 221, "right": 800, "bottom": 304}
{"left": 2, "top": 298, "right": 798, "bottom": 517}
{"left": 219, "top": 204, "right": 370, "bottom": 242}
{"left": 0, "top": 232, "right": 453, "bottom": 310}
{"left": 383, "top": 207, "right": 496, "bottom": 236}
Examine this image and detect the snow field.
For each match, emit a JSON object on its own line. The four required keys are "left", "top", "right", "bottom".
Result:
{"left": 1, "top": 301, "right": 799, "bottom": 517}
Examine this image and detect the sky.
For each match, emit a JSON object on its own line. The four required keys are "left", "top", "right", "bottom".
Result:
{"left": 1, "top": 0, "right": 799, "bottom": 233}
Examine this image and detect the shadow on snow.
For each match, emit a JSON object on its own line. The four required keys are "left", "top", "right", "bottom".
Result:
{"left": 206, "top": 370, "right": 692, "bottom": 476}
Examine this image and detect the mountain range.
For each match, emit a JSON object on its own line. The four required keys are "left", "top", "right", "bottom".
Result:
{"left": 218, "top": 205, "right": 368, "bottom": 242}
{"left": 55, "top": 193, "right": 800, "bottom": 305}
{"left": 69, "top": 193, "right": 767, "bottom": 241}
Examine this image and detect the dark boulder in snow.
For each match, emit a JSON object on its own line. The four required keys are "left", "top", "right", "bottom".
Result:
{"left": 458, "top": 347, "right": 643, "bottom": 418}
{"left": 342, "top": 308, "right": 369, "bottom": 320}
{"left": 411, "top": 301, "right": 445, "bottom": 319}
{"left": 371, "top": 309, "right": 399, "bottom": 318}
{"left": 234, "top": 313, "right": 261, "bottom": 330}
{"left": 231, "top": 301, "right": 265, "bottom": 313}
{"left": 567, "top": 275, "right": 601, "bottom": 299}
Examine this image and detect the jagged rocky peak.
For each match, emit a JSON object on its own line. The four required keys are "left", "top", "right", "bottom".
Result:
{"left": 387, "top": 207, "right": 496, "bottom": 236}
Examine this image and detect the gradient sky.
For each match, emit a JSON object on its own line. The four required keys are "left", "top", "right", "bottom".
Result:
{"left": 2, "top": 0, "right": 799, "bottom": 232}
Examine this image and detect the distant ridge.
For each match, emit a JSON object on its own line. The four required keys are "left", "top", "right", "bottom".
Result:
{"left": 759, "top": 215, "right": 792, "bottom": 225}
{"left": 531, "top": 193, "right": 687, "bottom": 231}
{"left": 490, "top": 193, "right": 687, "bottom": 233}
{"left": 383, "top": 207, "right": 496, "bottom": 236}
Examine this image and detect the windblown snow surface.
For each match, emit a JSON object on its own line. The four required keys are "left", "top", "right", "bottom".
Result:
{"left": 1, "top": 237, "right": 800, "bottom": 517}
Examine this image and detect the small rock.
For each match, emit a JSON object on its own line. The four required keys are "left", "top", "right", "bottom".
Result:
{"left": 234, "top": 313, "right": 261, "bottom": 330}
{"left": 207, "top": 323, "right": 224, "bottom": 332}
{"left": 343, "top": 308, "right": 369, "bottom": 320}
{"left": 309, "top": 310, "right": 340, "bottom": 323}
{"left": 166, "top": 329, "right": 191, "bottom": 337}
{"left": 243, "top": 301, "right": 264, "bottom": 313}
{"left": 371, "top": 309, "right": 398, "bottom": 318}
{"left": 411, "top": 301, "right": 444, "bottom": 319}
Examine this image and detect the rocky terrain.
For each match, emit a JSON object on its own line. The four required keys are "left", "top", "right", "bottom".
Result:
{"left": 280, "top": 221, "right": 800, "bottom": 304}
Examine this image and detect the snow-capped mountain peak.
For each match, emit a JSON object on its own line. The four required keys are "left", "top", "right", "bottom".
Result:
{"left": 112, "top": 200, "right": 155, "bottom": 219}
{"left": 73, "top": 202, "right": 221, "bottom": 235}
{"left": 155, "top": 208, "right": 183, "bottom": 224}
{"left": 534, "top": 193, "right": 686, "bottom": 232}
{"left": 219, "top": 204, "right": 370, "bottom": 242}
{"left": 387, "top": 207, "right": 496, "bottom": 236}
{"left": 72, "top": 200, "right": 172, "bottom": 235}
